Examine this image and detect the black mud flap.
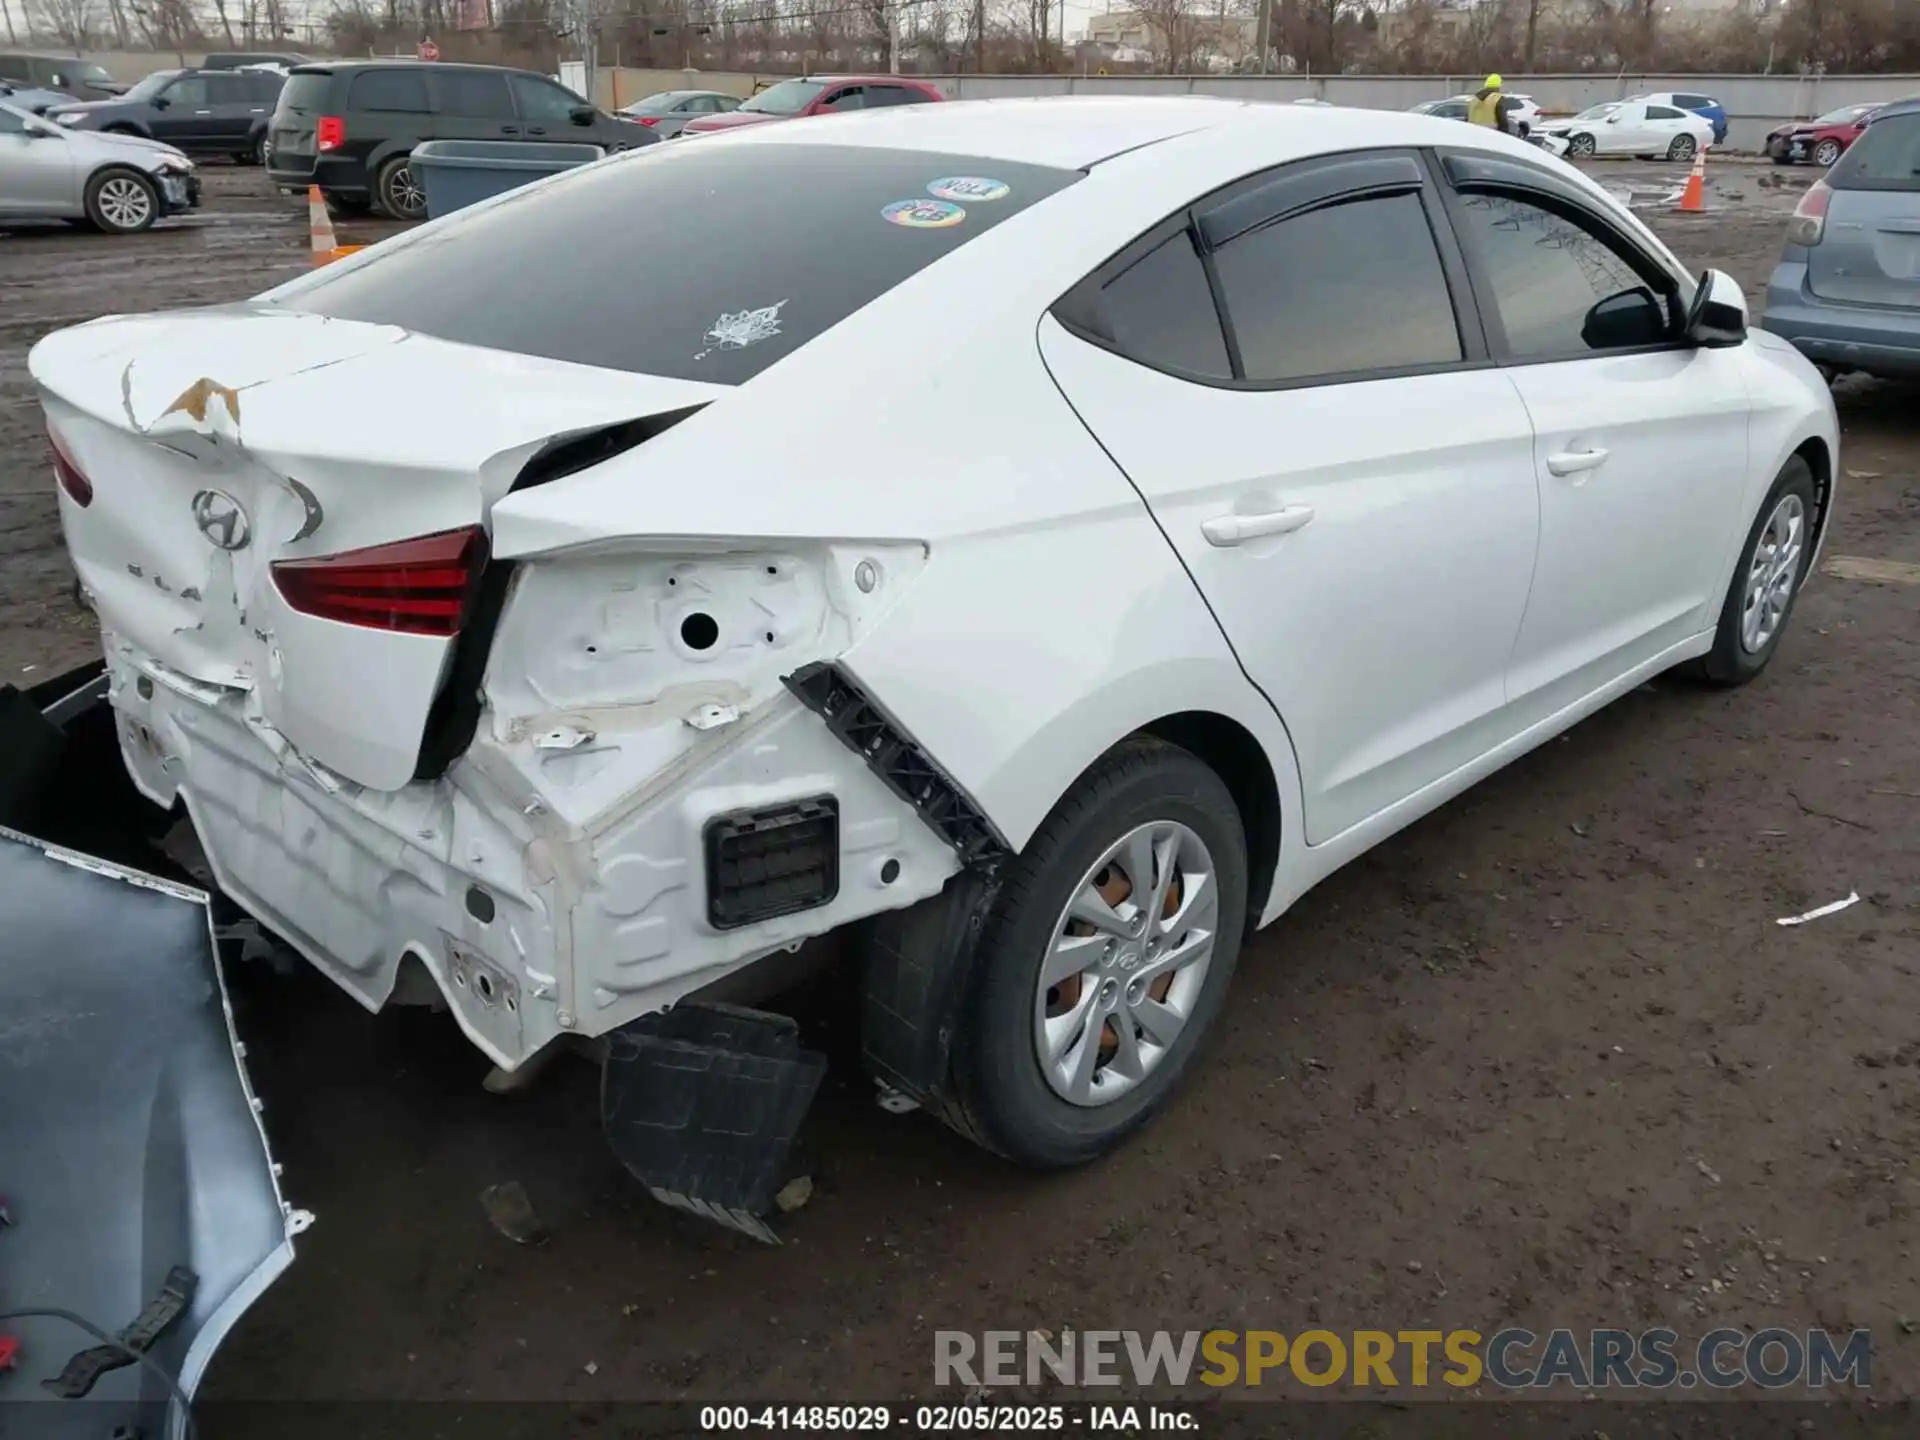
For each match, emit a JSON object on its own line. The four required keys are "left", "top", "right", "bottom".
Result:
{"left": 601, "top": 1002, "right": 826, "bottom": 1245}
{"left": 0, "top": 664, "right": 305, "bottom": 1439}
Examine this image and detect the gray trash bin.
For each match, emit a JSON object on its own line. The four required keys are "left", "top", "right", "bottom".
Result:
{"left": 409, "top": 139, "right": 605, "bottom": 219}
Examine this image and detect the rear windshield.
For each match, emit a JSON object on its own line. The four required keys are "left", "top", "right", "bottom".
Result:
{"left": 279, "top": 71, "right": 332, "bottom": 112}
{"left": 1829, "top": 112, "right": 1920, "bottom": 191}
{"left": 278, "top": 143, "right": 1080, "bottom": 383}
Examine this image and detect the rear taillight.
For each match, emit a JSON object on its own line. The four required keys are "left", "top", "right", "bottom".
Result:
{"left": 316, "top": 115, "right": 345, "bottom": 152}
{"left": 49, "top": 430, "right": 92, "bottom": 508}
{"left": 272, "top": 526, "right": 486, "bottom": 637}
{"left": 1789, "top": 180, "right": 1831, "bottom": 247}
{"left": 635, "top": 115, "right": 658, "bottom": 126}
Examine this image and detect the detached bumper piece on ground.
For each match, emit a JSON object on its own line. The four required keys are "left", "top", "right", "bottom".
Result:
{"left": 602, "top": 1003, "right": 827, "bottom": 1244}
{"left": 0, "top": 669, "right": 307, "bottom": 1440}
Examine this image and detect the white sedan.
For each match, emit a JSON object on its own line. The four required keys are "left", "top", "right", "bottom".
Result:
{"left": 1540, "top": 100, "right": 1716, "bottom": 160}
{"left": 31, "top": 99, "right": 1835, "bottom": 1201}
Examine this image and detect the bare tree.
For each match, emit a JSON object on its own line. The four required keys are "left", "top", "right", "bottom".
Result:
{"left": 1137, "top": 0, "right": 1206, "bottom": 69}
{"left": 28, "top": 0, "right": 99, "bottom": 47}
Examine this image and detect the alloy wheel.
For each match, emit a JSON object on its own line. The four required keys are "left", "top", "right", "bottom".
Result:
{"left": 1670, "top": 135, "right": 1696, "bottom": 161}
{"left": 1033, "top": 820, "right": 1219, "bottom": 1108}
{"left": 387, "top": 164, "right": 426, "bottom": 219}
{"left": 1740, "top": 493, "right": 1806, "bottom": 654}
{"left": 1570, "top": 133, "right": 1596, "bottom": 157}
{"left": 1814, "top": 139, "right": 1842, "bottom": 167}
{"left": 97, "top": 175, "right": 153, "bottom": 231}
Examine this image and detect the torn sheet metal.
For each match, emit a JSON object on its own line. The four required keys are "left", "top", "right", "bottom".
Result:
{"left": 0, "top": 827, "right": 308, "bottom": 1440}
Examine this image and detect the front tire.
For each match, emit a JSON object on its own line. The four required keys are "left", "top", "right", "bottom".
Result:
{"left": 1667, "top": 133, "right": 1698, "bottom": 162}
{"left": 1568, "top": 132, "right": 1597, "bottom": 158}
{"left": 1813, "top": 138, "right": 1842, "bottom": 167}
{"left": 375, "top": 155, "right": 426, "bottom": 220}
{"left": 84, "top": 167, "right": 159, "bottom": 234}
{"left": 1688, "top": 456, "right": 1819, "bottom": 686}
{"left": 941, "top": 738, "right": 1249, "bottom": 1169}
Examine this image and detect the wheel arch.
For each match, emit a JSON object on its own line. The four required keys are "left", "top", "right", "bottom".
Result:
{"left": 1135, "top": 709, "right": 1281, "bottom": 932}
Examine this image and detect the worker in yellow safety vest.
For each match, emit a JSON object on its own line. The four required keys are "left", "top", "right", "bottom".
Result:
{"left": 1468, "top": 74, "right": 1519, "bottom": 134}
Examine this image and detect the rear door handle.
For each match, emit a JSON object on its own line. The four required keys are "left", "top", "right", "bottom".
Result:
{"left": 1546, "top": 447, "right": 1610, "bottom": 477}
{"left": 1202, "top": 506, "right": 1315, "bottom": 546}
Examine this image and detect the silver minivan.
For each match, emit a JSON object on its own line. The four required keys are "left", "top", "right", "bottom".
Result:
{"left": 0, "top": 99, "right": 199, "bottom": 232}
{"left": 1763, "top": 97, "right": 1920, "bottom": 380}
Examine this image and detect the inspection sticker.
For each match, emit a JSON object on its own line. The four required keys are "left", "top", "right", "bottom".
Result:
{"left": 882, "top": 198, "right": 966, "bottom": 229}
{"left": 927, "top": 176, "right": 1010, "bottom": 202}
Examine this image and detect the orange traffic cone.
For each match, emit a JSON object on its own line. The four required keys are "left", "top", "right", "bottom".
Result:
{"left": 1677, "top": 145, "right": 1708, "bottom": 213}
{"left": 308, "top": 185, "right": 365, "bottom": 266}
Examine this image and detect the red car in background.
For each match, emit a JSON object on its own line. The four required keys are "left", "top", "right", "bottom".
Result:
{"left": 1765, "top": 102, "right": 1884, "bottom": 166}
{"left": 679, "top": 74, "right": 943, "bottom": 136}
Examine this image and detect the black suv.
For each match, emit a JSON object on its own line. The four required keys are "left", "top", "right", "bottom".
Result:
{"left": 267, "top": 60, "right": 654, "bottom": 219}
{"left": 45, "top": 67, "right": 285, "bottom": 162}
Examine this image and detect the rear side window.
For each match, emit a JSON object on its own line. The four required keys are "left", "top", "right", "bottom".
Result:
{"left": 351, "top": 68, "right": 429, "bottom": 112}
{"left": 277, "top": 143, "right": 1079, "bottom": 383}
{"left": 1097, "top": 229, "right": 1231, "bottom": 379}
{"left": 1830, "top": 112, "right": 1920, "bottom": 191}
{"left": 279, "top": 72, "right": 333, "bottom": 113}
{"left": 1675, "top": 94, "right": 1714, "bottom": 110}
{"left": 865, "top": 85, "right": 933, "bottom": 108}
{"left": 1450, "top": 192, "right": 1670, "bottom": 358}
{"left": 433, "top": 69, "right": 513, "bottom": 118}
{"left": 1212, "top": 193, "right": 1461, "bottom": 383}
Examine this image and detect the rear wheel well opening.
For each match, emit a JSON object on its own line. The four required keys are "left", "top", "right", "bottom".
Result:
{"left": 1135, "top": 711, "right": 1279, "bottom": 935}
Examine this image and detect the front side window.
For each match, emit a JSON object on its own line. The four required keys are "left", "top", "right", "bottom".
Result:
{"left": 165, "top": 76, "right": 209, "bottom": 107}
{"left": 274, "top": 143, "right": 1080, "bottom": 383}
{"left": 819, "top": 87, "right": 865, "bottom": 111}
{"left": 510, "top": 73, "right": 582, "bottom": 123}
{"left": 1648, "top": 105, "right": 1686, "bottom": 121}
{"left": 1451, "top": 192, "right": 1671, "bottom": 358}
{"left": 1212, "top": 192, "right": 1462, "bottom": 383}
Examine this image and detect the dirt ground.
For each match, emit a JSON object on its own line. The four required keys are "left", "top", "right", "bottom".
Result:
{"left": 2, "top": 157, "right": 1917, "bottom": 1422}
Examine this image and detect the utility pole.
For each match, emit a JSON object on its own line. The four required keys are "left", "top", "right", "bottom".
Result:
{"left": 1256, "top": 0, "right": 1270, "bottom": 73}
{"left": 975, "top": 0, "right": 986, "bottom": 71}
{"left": 0, "top": 0, "right": 16, "bottom": 45}
{"left": 889, "top": 0, "right": 901, "bottom": 72}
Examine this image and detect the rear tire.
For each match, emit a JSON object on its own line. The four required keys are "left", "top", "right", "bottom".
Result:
{"left": 84, "top": 167, "right": 159, "bottom": 234}
{"left": 374, "top": 154, "right": 426, "bottom": 221}
{"left": 1667, "top": 133, "right": 1698, "bottom": 162}
{"left": 940, "top": 738, "right": 1249, "bottom": 1169}
{"left": 242, "top": 131, "right": 265, "bottom": 166}
{"left": 1684, "top": 456, "right": 1819, "bottom": 687}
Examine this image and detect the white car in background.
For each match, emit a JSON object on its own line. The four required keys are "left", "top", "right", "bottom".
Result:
{"left": 1540, "top": 100, "right": 1714, "bottom": 161}
{"left": 31, "top": 100, "right": 1835, "bottom": 1218}
{"left": 1411, "top": 93, "right": 1542, "bottom": 136}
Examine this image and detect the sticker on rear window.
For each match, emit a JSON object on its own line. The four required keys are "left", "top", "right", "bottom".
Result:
{"left": 926, "top": 176, "right": 1009, "bottom": 202}
{"left": 695, "top": 299, "right": 787, "bottom": 360}
{"left": 882, "top": 198, "right": 965, "bottom": 229}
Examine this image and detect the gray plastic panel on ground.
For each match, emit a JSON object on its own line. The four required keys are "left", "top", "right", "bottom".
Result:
{"left": 0, "top": 826, "right": 308, "bottom": 1440}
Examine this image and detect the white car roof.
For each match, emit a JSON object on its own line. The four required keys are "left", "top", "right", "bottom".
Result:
{"left": 689, "top": 94, "right": 1550, "bottom": 171}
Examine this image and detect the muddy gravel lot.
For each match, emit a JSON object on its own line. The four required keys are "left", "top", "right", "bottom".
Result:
{"left": 3, "top": 158, "right": 1917, "bottom": 1427}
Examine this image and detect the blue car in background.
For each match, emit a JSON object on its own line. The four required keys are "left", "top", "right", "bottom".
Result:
{"left": 1762, "top": 97, "right": 1920, "bottom": 380}
{"left": 1632, "top": 90, "right": 1729, "bottom": 146}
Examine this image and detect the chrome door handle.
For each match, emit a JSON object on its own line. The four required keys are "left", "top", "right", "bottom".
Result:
{"left": 1546, "top": 447, "right": 1610, "bottom": 477}
{"left": 1202, "top": 506, "right": 1315, "bottom": 546}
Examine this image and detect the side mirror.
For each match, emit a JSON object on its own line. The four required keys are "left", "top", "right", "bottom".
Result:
{"left": 568, "top": 104, "right": 596, "bottom": 125}
{"left": 1685, "top": 268, "right": 1748, "bottom": 348}
{"left": 1582, "top": 286, "right": 1668, "bottom": 350}
{"left": 151, "top": 95, "right": 169, "bottom": 110}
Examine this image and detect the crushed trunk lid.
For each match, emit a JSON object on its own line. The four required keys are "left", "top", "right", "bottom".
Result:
{"left": 30, "top": 306, "right": 728, "bottom": 790}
